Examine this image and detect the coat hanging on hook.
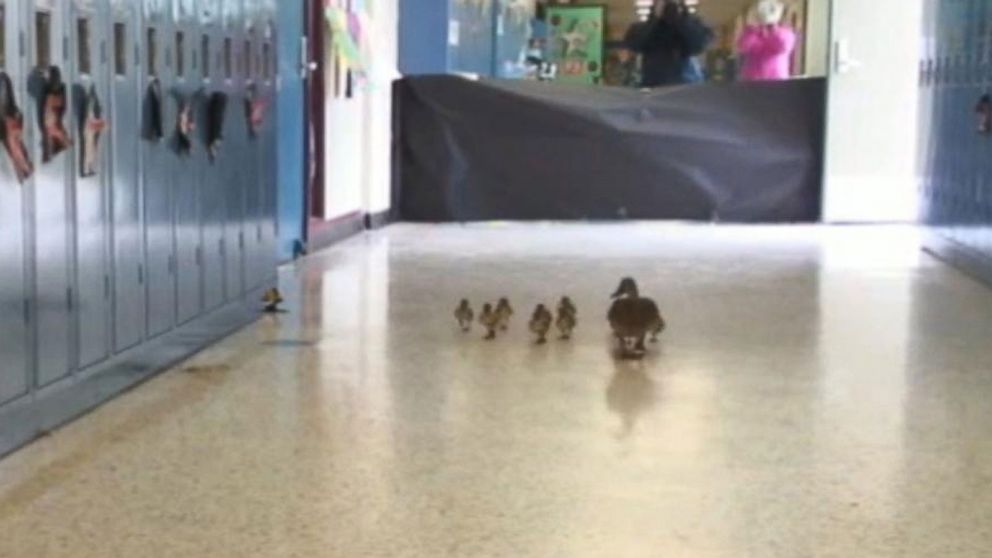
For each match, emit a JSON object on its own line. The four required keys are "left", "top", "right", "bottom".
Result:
{"left": 144, "top": 77, "right": 164, "bottom": 141}
{"left": 174, "top": 91, "right": 195, "bottom": 156}
{"left": 0, "top": 72, "right": 34, "bottom": 183}
{"left": 205, "top": 91, "right": 228, "bottom": 161}
{"left": 79, "top": 84, "right": 107, "bottom": 177}
{"left": 244, "top": 83, "right": 265, "bottom": 138}
{"left": 39, "top": 66, "right": 72, "bottom": 163}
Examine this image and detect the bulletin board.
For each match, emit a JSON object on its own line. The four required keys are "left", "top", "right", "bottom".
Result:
{"left": 546, "top": 5, "right": 605, "bottom": 85}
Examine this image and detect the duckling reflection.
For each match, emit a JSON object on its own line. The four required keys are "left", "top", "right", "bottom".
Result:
{"left": 606, "top": 359, "right": 658, "bottom": 438}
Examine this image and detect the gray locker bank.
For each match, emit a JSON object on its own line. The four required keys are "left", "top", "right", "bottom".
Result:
{"left": 0, "top": 0, "right": 279, "bottom": 457}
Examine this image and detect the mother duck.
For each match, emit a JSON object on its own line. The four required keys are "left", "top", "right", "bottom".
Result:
{"left": 608, "top": 278, "right": 666, "bottom": 357}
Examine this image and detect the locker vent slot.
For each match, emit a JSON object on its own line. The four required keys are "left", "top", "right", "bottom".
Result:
{"left": 263, "top": 42, "right": 271, "bottom": 80}
{"left": 147, "top": 28, "right": 158, "bottom": 77}
{"left": 175, "top": 32, "right": 185, "bottom": 77}
{"left": 223, "top": 37, "right": 232, "bottom": 79}
{"left": 77, "top": 18, "right": 92, "bottom": 74}
{"left": 242, "top": 40, "right": 250, "bottom": 78}
{"left": 113, "top": 23, "right": 127, "bottom": 76}
{"left": 0, "top": 7, "right": 6, "bottom": 69}
{"left": 201, "top": 35, "right": 209, "bottom": 78}
{"left": 35, "top": 12, "right": 52, "bottom": 68}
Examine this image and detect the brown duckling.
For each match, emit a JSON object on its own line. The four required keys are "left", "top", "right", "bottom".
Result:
{"left": 529, "top": 304, "right": 553, "bottom": 345}
{"left": 479, "top": 303, "right": 500, "bottom": 340}
{"left": 608, "top": 277, "right": 666, "bottom": 357}
{"left": 558, "top": 296, "right": 577, "bottom": 318}
{"left": 454, "top": 299, "right": 474, "bottom": 332}
{"left": 556, "top": 307, "right": 577, "bottom": 340}
{"left": 495, "top": 297, "right": 514, "bottom": 331}
{"left": 261, "top": 288, "right": 284, "bottom": 313}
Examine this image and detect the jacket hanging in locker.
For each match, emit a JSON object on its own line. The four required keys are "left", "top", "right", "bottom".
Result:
{"left": 144, "top": 77, "right": 165, "bottom": 141}
{"left": 79, "top": 84, "right": 107, "bottom": 177}
{"left": 39, "top": 66, "right": 72, "bottom": 163}
{"left": 174, "top": 91, "right": 196, "bottom": 155}
{"left": 206, "top": 91, "right": 228, "bottom": 160}
{"left": 0, "top": 72, "right": 35, "bottom": 183}
{"left": 244, "top": 83, "right": 266, "bottom": 138}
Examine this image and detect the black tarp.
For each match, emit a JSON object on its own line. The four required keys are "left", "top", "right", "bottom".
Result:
{"left": 394, "top": 76, "right": 826, "bottom": 222}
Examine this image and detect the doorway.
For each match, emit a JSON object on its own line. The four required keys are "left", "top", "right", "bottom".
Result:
{"left": 822, "top": 0, "right": 924, "bottom": 222}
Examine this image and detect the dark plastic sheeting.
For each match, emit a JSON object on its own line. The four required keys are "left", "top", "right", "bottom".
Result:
{"left": 395, "top": 76, "right": 826, "bottom": 222}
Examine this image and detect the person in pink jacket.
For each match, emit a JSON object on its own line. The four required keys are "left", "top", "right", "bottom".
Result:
{"left": 737, "top": 0, "right": 797, "bottom": 81}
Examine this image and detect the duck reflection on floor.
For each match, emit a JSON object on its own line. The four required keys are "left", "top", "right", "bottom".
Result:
{"left": 2, "top": 223, "right": 992, "bottom": 557}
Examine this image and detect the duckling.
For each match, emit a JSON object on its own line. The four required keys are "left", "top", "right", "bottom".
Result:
{"left": 262, "top": 288, "right": 284, "bottom": 313}
{"left": 454, "top": 299, "right": 474, "bottom": 332}
{"left": 529, "top": 304, "right": 553, "bottom": 344}
{"left": 495, "top": 297, "right": 514, "bottom": 331}
{"left": 479, "top": 303, "right": 500, "bottom": 340}
{"left": 556, "top": 306, "right": 577, "bottom": 340}
{"left": 608, "top": 277, "right": 665, "bottom": 357}
{"left": 558, "top": 296, "right": 577, "bottom": 318}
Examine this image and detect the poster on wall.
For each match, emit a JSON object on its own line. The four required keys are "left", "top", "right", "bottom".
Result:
{"left": 546, "top": 5, "right": 604, "bottom": 85}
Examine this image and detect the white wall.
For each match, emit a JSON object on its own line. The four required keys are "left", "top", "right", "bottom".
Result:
{"left": 364, "top": 0, "right": 400, "bottom": 214}
{"left": 322, "top": 0, "right": 399, "bottom": 221}
{"left": 822, "top": 0, "right": 923, "bottom": 222}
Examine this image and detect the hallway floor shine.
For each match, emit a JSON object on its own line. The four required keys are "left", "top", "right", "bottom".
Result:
{"left": 2, "top": 224, "right": 992, "bottom": 557}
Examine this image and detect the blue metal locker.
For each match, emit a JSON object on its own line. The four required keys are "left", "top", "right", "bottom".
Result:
{"left": 222, "top": 0, "right": 244, "bottom": 301}
{"left": 0, "top": 0, "right": 31, "bottom": 404}
{"left": 274, "top": 0, "right": 305, "bottom": 263}
{"left": 71, "top": 0, "right": 112, "bottom": 369}
{"left": 198, "top": 0, "right": 226, "bottom": 311}
{"left": 258, "top": 4, "right": 276, "bottom": 282}
{"left": 27, "top": 0, "right": 74, "bottom": 386}
{"left": 142, "top": 0, "right": 178, "bottom": 337}
{"left": 242, "top": 11, "right": 263, "bottom": 291}
{"left": 173, "top": 0, "right": 203, "bottom": 324}
{"left": 109, "top": 0, "right": 146, "bottom": 352}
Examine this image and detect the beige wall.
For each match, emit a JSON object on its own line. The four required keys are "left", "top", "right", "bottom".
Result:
{"left": 804, "top": 0, "right": 830, "bottom": 76}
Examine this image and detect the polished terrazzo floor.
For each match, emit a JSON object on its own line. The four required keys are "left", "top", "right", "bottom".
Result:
{"left": 2, "top": 224, "right": 992, "bottom": 557}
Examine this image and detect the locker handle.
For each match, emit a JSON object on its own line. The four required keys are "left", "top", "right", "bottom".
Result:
{"left": 23, "top": 298, "right": 30, "bottom": 325}
{"left": 67, "top": 287, "right": 74, "bottom": 311}
{"left": 138, "top": 265, "right": 144, "bottom": 285}
{"left": 196, "top": 246, "right": 202, "bottom": 265}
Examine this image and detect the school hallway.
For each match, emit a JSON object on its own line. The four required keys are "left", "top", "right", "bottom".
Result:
{"left": 1, "top": 223, "right": 991, "bottom": 558}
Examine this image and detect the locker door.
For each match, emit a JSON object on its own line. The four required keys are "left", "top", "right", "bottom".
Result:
{"left": 109, "top": 1, "right": 145, "bottom": 352}
{"left": 173, "top": 0, "right": 202, "bottom": 323}
{"left": 0, "top": 0, "right": 31, "bottom": 404}
{"left": 27, "top": 0, "right": 74, "bottom": 386}
{"left": 242, "top": 23, "right": 262, "bottom": 290}
{"left": 199, "top": 2, "right": 225, "bottom": 311}
{"left": 259, "top": 14, "right": 276, "bottom": 281}
{"left": 71, "top": 0, "right": 112, "bottom": 369}
{"left": 221, "top": 8, "right": 244, "bottom": 301}
{"left": 142, "top": 0, "right": 177, "bottom": 337}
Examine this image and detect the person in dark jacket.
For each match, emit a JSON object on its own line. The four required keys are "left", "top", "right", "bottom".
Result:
{"left": 625, "top": 0, "right": 713, "bottom": 87}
